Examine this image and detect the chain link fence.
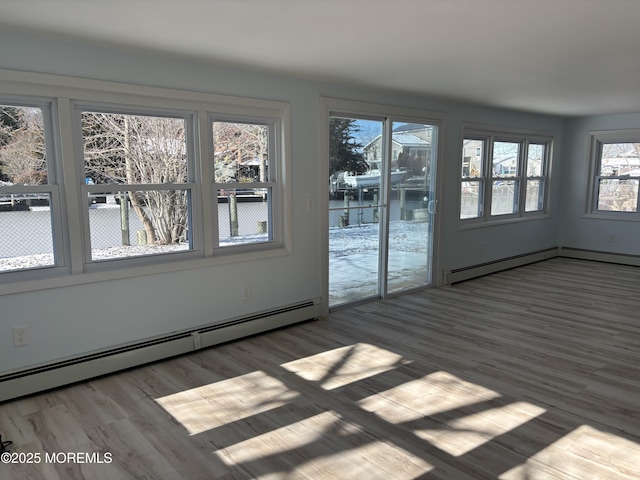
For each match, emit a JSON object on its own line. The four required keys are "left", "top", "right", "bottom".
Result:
{"left": 217, "top": 188, "right": 270, "bottom": 246}
{"left": 0, "top": 193, "right": 54, "bottom": 271}
{"left": 88, "top": 190, "right": 191, "bottom": 261}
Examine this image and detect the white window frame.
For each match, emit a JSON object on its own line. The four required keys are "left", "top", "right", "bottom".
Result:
{"left": 0, "top": 69, "right": 291, "bottom": 295}
{"left": 459, "top": 124, "right": 553, "bottom": 228}
{"left": 0, "top": 95, "right": 68, "bottom": 281}
{"left": 210, "top": 114, "right": 282, "bottom": 253}
{"left": 73, "top": 103, "right": 202, "bottom": 271}
{"left": 587, "top": 129, "right": 640, "bottom": 219}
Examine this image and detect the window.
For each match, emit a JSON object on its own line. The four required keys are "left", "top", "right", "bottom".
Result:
{"left": 0, "top": 70, "right": 290, "bottom": 292}
{"left": 80, "top": 109, "right": 195, "bottom": 263}
{"left": 212, "top": 119, "right": 278, "bottom": 248}
{"left": 0, "top": 100, "right": 64, "bottom": 273}
{"left": 588, "top": 130, "right": 640, "bottom": 215}
{"left": 460, "top": 127, "right": 552, "bottom": 224}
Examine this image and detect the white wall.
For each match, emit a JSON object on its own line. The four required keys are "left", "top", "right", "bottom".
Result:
{"left": 0, "top": 30, "right": 565, "bottom": 374}
{"left": 560, "top": 113, "right": 640, "bottom": 254}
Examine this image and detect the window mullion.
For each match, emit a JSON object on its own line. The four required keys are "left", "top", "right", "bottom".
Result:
{"left": 518, "top": 140, "right": 528, "bottom": 215}
{"left": 484, "top": 137, "right": 494, "bottom": 219}
{"left": 58, "top": 98, "right": 86, "bottom": 274}
{"left": 197, "top": 110, "right": 215, "bottom": 256}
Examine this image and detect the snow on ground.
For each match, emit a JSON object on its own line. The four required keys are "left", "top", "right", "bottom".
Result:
{"left": 329, "top": 221, "right": 429, "bottom": 257}
{"left": 1, "top": 218, "right": 431, "bottom": 303}
{"left": 0, "top": 237, "right": 268, "bottom": 272}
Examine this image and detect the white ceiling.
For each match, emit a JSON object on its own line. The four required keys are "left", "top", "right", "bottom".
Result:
{"left": 2, "top": 0, "right": 639, "bottom": 116}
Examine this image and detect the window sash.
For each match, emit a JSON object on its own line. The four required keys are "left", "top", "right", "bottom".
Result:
{"left": 0, "top": 99, "right": 67, "bottom": 277}
{"left": 83, "top": 185, "right": 196, "bottom": 262}
{"left": 211, "top": 116, "right": 281, "bottom": 250}
{"left": 589, "top": 135, "right": 640, "bottom": 216}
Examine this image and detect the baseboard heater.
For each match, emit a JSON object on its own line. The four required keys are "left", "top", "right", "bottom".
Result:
{"left": 559, "top": 247, "right": 640, "bottom": 267}
{"left": 0, "top": 297, "right": 321, "bottom": 403}
{"left": 444, "top": 247, "right": 559, "bottom": 285}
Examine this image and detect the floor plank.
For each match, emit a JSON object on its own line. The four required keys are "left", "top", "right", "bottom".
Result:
{"left": 1, "top": 258, "right": 639, "bottom": 479}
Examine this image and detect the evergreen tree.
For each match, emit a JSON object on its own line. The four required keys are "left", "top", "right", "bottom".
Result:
{"left": 329, "top": 118, "right": 368, "bottom": 176}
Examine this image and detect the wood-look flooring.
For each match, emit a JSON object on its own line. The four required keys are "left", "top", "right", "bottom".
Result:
{"left": 1, "top": 257, "right": 640, "bottom": 479}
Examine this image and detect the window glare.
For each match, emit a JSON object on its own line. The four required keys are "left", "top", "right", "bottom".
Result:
{"left": 527, "top": 144, "right": 544, "bottom": 177}
{"left": 599, "top": 142, "right": 640, "bottom": 176}
{"left": 493, "top": 141, "right": 519, "bottom": 177}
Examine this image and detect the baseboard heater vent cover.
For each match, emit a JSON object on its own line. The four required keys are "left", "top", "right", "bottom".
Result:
{"left": 444, "top": 247, "right": 559, "bottom": 285}
{"left": 0, "top": 297, "right": 321, "bottom": 403}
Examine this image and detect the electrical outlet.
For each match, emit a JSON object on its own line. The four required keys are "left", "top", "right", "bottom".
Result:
{"left": 608, "top": 234, "right": 616, "bottom": 243}
{"left": 13, "top": 325, "right": 29, "bottom": 347}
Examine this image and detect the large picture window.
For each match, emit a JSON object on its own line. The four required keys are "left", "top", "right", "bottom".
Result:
{"left": 460, "top": 127, "right": 552, "bottom": 224}
{"left": 588, "top": 130, "right": 640, "bottom": 215}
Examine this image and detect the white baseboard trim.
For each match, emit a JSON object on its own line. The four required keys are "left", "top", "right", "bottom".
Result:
{"left": 558, "top": 247, "right": 640, "bottom": 267}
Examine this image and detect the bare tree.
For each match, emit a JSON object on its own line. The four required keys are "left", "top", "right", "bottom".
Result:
{"left": 82, "top": 112, "right": 188, "bottom": 245}
{"left": 0, "top": 107, "right": 47, "bottom": 185}
{"left": 213, "top": 122, "right": 268, "bottom": 183}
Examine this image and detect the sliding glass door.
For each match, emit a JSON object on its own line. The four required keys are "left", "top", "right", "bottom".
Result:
{"left": 386, "top": 121, "right": 436, "bottom": 294}
{"left": 329, "top": 117, "right": 384, "bottom": 305}
{"left": 328, "top": 113, "right": 438, "bottom": 308}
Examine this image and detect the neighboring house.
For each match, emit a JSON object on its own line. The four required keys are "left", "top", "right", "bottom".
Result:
{"left": 363, "top": 124, "right": 432, "bottom": 178}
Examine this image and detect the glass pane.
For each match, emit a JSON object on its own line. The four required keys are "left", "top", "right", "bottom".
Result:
{"left": 460, "top": 181, "right": 482, "bottom": 219}
{"left": 0, "top": 105, "right": 47, "bottom": 185}
{"left": 596, "top": 178, "right": 638, "bottom": 212}
{"left": 491, "top": 180, "right": 517, "bottom": 215}
{"left": 525, "top": 179, "right": 542, "bottom": 212}
{"left": 88, "top": 189, "right": 191, "bottom": 261}
{"left": 387, "top": 122, "right": 435, "bottom": 293}
{"left": 600, "top": 143, "right": 640, "bottom": 176}
{"left": 527, "top": 143, "right": 545, "bottom": 176}
{"left": 213, "top": 122, "right": 269, "bottom": 183}
{"left": 82, "top": 112, "right": 187, "bottom": 184}
{"left": 329, "top": 117, "right": 382, "bottom": 307}
{"left": 493, "top": 141, "right": 520, "bottom": 177}
{"left": 0, "top": 193, "right": 55, "bottom": 271}
{"left": 217, "top": 187, "right": 271, "bottom": 246}
{"left": 329, "top": 208, "right": 381, "bottom": 305}
{"left": 462, "top": 139, "right": 484, "bottom": 177}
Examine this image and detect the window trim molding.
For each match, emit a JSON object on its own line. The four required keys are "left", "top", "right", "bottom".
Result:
{"left": 586, "top": 128, "right": 640, "bottom": 219}
{"left": 0, "top": 68, "right": 292, "bottom": 296}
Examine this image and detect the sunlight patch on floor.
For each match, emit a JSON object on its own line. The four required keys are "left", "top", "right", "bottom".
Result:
{"left": 500, "top": 425, "right": 640, "bottom": 480}
{"left": 154, "top": 370, "right": 298, "bottom": 435}
{"left": 358, "top": 370, "right": 503, "bottom": 421}
{"left": 214, "top": 410, "right": 433, "bottom": 479}
{"left": 281, "top": 343, "right": 409, "bottom": 390}
{"left": 415, "top": 401, "right": 546, "bottom": 457}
